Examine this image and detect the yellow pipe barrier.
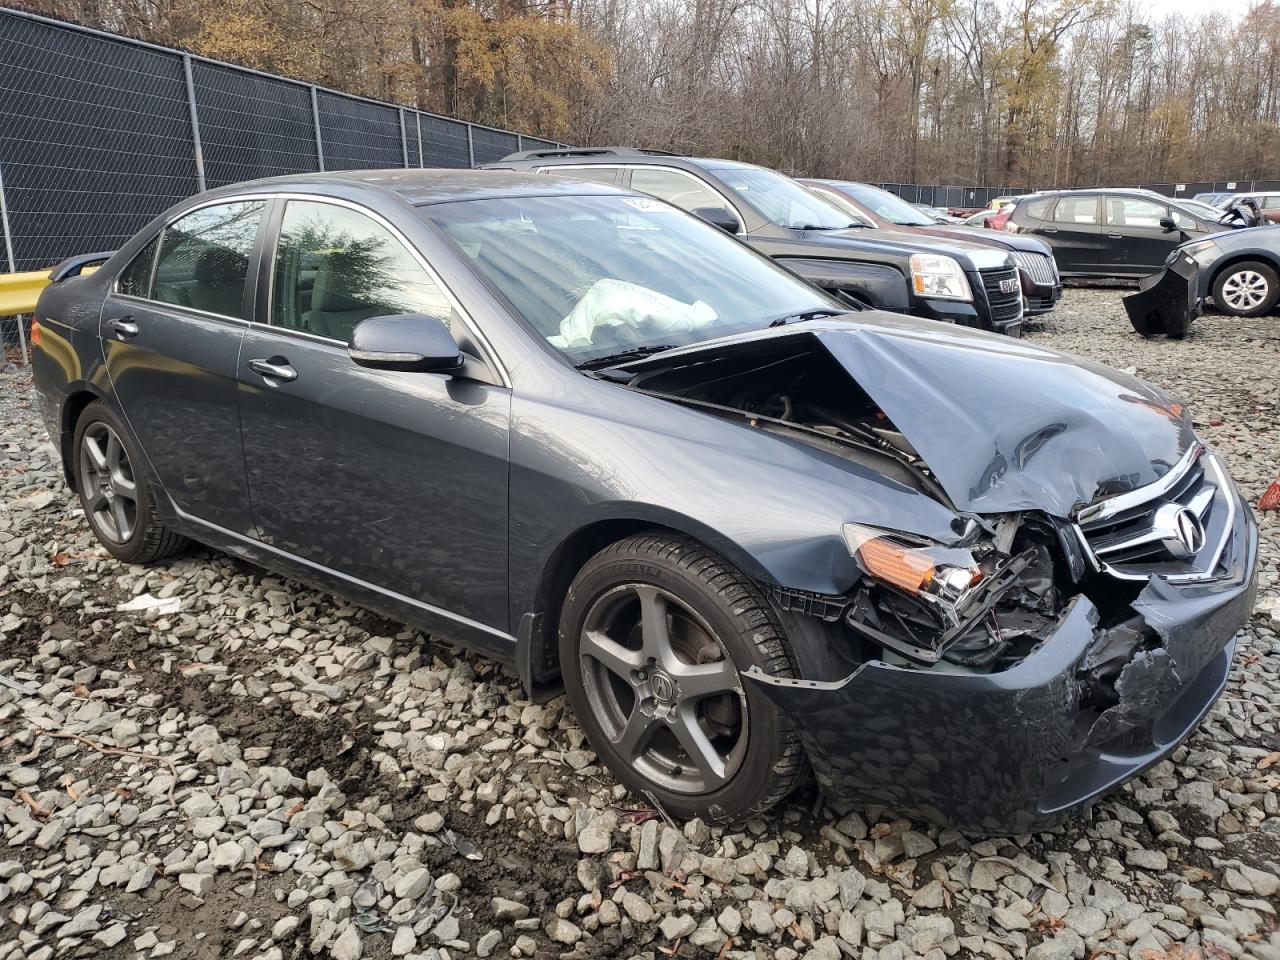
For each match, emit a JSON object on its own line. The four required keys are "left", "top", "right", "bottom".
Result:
{"left": 0, "top": 265, "right": 97, "bottom": 316}
{"left": 0, "top": 270, "right": 52, "bottom": 316}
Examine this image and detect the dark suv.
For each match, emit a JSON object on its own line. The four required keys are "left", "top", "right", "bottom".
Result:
{"left": 488, "top": 148, "right": 1026, "bottom": 336}
{"left": 1004, "top": 189, "right": 1228, "bottom": 277}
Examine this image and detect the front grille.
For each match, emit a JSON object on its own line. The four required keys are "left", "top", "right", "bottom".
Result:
{"left": 979, "top": 267, "right": 1024, "bottom": 323}
{"left": 1075, "top": 448, "right": 1235, "bottom": 582}
{"left": 1011, "top": 250, "right": 1058, "bottom": 286}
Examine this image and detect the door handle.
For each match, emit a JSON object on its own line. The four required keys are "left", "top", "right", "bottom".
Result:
{"left": 1041, "top": 227, "right": 1058, "bottom": 234}
{"left": 1107, "top": 233, "right": 1123, "bottom": 239}
{"left": 248, "top": 358, "right": 298, "bottom": 383}
{"left": 107, "top": 316, "right": 139, "bottom": 339}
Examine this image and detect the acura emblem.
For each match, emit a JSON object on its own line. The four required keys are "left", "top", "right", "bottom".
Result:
{"left": 1154, "top": 503, "right": 1205, "bottom": 559}
{"left": 999, "top": 278, "right": 1018, "bottom": 294}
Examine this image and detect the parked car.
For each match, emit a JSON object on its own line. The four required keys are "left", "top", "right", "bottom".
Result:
{"left": 1177, "top": 198, "right": 1234, "bottom": 222}
{"left": 488, "top": 148, "right": 1026, "bottom": 336}
{"left": 915, "top": 204, "right": 965, "bottom": 224}
{"left": 33, "top": 170, "right": 1257, "bottom": 832}
{"left": 1177, "top": 225, "right": 1280, "bottom": 317}
{"left": 1192, "top": 192, "right": 1232, "bottom": 206}
{"left": 1003, "top": 189, "right": 1234, "bottom": 277}
{"left": 803, "top": 179, "right": 1061, "bottom": 316}
{"left": 963, "top": 210, "right": 998, "bottom": 227}
{"left": 1213, "top": 192, "right": 1280, "bottom": 224}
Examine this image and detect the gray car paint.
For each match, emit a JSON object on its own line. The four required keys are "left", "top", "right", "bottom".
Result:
{"left": 32, "top": 170, "right": 1258, "bottom": 830}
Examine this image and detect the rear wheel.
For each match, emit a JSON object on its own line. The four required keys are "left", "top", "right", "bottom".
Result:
{"left": 1212, "top": 261, "right": 1279, "bottom": 317}
{"left": 73, "top": 402, "right": 187, "bottom": 563}
{"left": 558, "top": 534, "right": 806, "bottom": 822}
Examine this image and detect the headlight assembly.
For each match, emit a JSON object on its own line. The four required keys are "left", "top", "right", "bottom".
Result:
{"left": 1182, "top": 239, "right": 1220, "bottom": 264}
{"left": 909, "top": 253, "right": 973, "bottom": 301}
{"left": 842, "top": 522, "right": 983, "bottom": 625}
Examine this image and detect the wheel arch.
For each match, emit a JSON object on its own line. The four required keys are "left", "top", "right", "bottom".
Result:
{"left": 58, "top": 385, "right": 112, "bottom": 491}
{"left": 1207, "top": 251, "right": 1280, "bottom": 300}
{"left": 514, "top": 514, "right": 777, "bottom": 700}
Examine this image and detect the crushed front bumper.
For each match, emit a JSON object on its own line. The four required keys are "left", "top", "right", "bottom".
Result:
{"left": 1125, "top": 255, "right": 1201, "bottom": 338}
{"left": 746, "top": 493, "right": 1257, "bottom": 834}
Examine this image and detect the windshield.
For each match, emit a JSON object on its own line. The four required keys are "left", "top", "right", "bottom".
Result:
{"left": 423, "top": 194, "right": 836, "bottom": 366}
{"left": 832, "top": 182, "right": 935, "bottom": 226}
{"left": 714, "top": 167, "right": 854, "bottom": 230}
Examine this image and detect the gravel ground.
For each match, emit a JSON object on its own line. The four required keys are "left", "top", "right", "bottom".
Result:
{"left": 1, "top": 289, "right": 1277, "bottom": 960}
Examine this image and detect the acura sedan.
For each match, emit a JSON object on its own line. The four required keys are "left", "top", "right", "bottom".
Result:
{"left": 34, "top": 171, "right": 1257, "bottom": 832}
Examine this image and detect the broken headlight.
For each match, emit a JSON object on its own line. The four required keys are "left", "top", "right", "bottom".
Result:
{"left": 909, "top": 253, "right": 973, "bottom": 301}
{"left": 841, "top": 522, "right": 982, "bottom": 626}
{"left": 1181, "top": 239, "right": 1220, "bottom": 264}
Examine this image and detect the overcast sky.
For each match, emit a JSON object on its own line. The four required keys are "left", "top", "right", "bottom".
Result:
{"left": 1132, "top": 0, "right": 1255, "bottom": 17}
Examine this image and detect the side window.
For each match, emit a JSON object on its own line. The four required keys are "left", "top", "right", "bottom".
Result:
{"left": 1021, "top": 197, "right": 1052, "bottom": 220}
{"left": 271, "top": 200, "right": 451, "bottom": 343}
{"left": 117, "top": 234, "right": 159, "bottom": 298}
{"left": 1263, "top": 197, "right": 1280, "bottom": 209}
{"left": 1052, "top": 196, "right": 1099, "bottom": 224}
{"left": 541, "top": 166, "right": 620, "bottom": 185}
{"left": 152, "top": 201, "right": 264, "bottom": 319}
{"left": 1172, "top": 208, "right": 1197, "bottom": 229}
{"left": 1105, "top": 197, "right": 1167, "bottom": 228}
{"left": 629, "top": 168, "right": 733, "bottom": 217}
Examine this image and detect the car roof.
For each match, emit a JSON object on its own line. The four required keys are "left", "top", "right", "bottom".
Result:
{"left": 198, "top": 168, "right": 628, "bottom": 206}
{"left": 492, "top": 149, "right": 764, "bottom": 175}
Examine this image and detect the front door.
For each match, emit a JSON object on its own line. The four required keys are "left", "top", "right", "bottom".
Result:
{"left": 101, "top": 199, "right": 265, "bottom": 535}
{"left": 237, "top": 198, "right": 512, "bottom": 639}
{"left": 1101, "top": 196, "right": 1184, "bottom": 275}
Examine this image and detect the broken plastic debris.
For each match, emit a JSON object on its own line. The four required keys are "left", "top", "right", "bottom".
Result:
{"left": 1259, "top": 476, "right": 1280, "bottom": 512}
{"left": 116, "top": 594, "right": 182, "bottom": 614}
{"left": 443, "top": 828, "right": 482, "bottom": 861}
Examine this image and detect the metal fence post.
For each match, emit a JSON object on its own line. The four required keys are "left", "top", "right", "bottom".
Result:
{"left": 399, "top": 108, "right": 409, "bottom": 168}
{"left": 467, "top": 124, "right": 475, "bottom": 168}
{"left": 310, "top": 86, "right": 326, "bottom": 171}
{"left": 0, "top": 160, "right": 27, "bottom": 366}
{"left": 182, "top": 54, "right": 207, "bottom": 191}
{"left": 517, "top": 134, "right": 524, "bottom": 152}
{"left": 415, "top": 113, "right": 424, "bottom": 168}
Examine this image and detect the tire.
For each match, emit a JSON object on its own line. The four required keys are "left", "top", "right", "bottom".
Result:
{"left": 72, "top": 401, "right": 188, "bottom": 563}
{"left": 558, "top": 533, "right": 806, "bottom": 822}
{"left": 1212, "top": 261, "right": 1279, "bottom": 318}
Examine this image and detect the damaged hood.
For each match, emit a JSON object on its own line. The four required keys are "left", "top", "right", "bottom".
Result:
{"left": 617, "top": 313, "right": 1197, "bottom": 518}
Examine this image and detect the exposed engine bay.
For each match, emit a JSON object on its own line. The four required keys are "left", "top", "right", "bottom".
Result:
{"left": 616, "top": 332, "right": 1176, "bottom": 688}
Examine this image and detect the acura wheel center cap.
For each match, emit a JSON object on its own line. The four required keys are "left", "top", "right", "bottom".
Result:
{"left": 649, "top": 672, "right": 675, "bottom": 703}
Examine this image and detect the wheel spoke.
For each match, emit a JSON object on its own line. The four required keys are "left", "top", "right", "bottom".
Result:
{"left": 672, "top": 658, "right": 740, "bottom": 700}
{"left": 113, "top": 471, "right": 137, "bottom": 496}
{"left": 85, "top": 491, "right": 108, "bottom": 513}
{"left": 105, "top": 432, "right": 123, "bottom": 472}
{"left": 83, "top": 434, "right": 107, "bottom": 472}
{"left": 670, "top": 704, "right": 728, "bottom": 788}
{"left": 580, "top": 629, "right": 644, "bottom": 681}
{"left": 634, "top": 585, "right": 672, "bottom": 663}
{"left": 110, "top": 496, "right": 132, "bottom": 541}
{"left": 612, "top": 705, "right": 659, "bottom": 760}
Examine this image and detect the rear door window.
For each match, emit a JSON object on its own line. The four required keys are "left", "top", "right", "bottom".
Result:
{"left": 1051, "top": 196, "right": 1099, "bottom": 224}
{"left": 1020, "top": 197, "right": 1053, "bottom": 220}
{"left": 152, "top": 201, "right": 265, "bottom": 319}
{"left": 628, "top": 168, "right": 735, "bottom": 219}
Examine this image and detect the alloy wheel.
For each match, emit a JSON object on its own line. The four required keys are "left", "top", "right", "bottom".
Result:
{"left": 578, "top": 583, "right": 748, "bottom": 794}
{"left": 1221, "top": 270, "right": 1270, "bottom": 311}
{"left": 79, "top": 421, "right": 138, "bottom": 544}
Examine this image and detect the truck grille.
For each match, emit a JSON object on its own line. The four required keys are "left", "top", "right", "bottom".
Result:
{"left": 1011, "top": 250, "right": 1058, "bottom": 286}
{"left": 1075, "top": 447, "right": 1236, "bottom": 582}
{"left": 979, "top": 267, "right": 1024, "bottom": 324}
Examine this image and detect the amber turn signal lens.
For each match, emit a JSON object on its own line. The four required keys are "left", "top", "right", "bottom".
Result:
{"left": 856, "top": 537, "right": 936, "bottom": 594}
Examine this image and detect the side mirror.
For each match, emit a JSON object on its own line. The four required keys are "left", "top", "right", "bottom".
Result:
{"left": 1159, "top": 216, "right": 1177, "bottom": 233}
{"left": 349, "top": 314, "right": 464, "bottom": 373}
{"left": 693, "top": 206, "right": 741, "bottom": 234}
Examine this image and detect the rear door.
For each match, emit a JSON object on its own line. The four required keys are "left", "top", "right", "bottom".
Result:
{"left": 1040, "top": 195, "right": 1103, "bottom": 274}
{"left": 100, "top": 199, "right": 265, "bottom": 535}
{"left": 236, "top": 197, "right": 513, "bottom": 643}
{"left": 1101, "top": 196, "right": 1186, "bottom": 275}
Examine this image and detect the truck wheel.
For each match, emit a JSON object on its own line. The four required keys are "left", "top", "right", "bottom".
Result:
{"left": 72, "top": 402, "right": 188, "bottom": 563}
{"left": 558, "top": 534, "right": 806, "bottom": 822}
{"left": 1212, "top": 261, "right": 1279, "bottom": 317}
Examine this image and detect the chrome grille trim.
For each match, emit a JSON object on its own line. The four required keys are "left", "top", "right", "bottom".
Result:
{"left": 1074, "top": 448, "right": 1236, "bottom": 583}
{"left": 1011, "top": 250, "right": 1057, "bottom": 286}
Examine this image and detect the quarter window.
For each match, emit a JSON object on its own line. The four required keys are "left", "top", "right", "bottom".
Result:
{"left": 1052, "top": 197, "right": 1099, "bottom": 224}
{"left": 1021, "top": 197, "right": 1053, "bottom": 220}
{"left": 117, "top": 234, "right": 159, "bottom": 298}
{"left": 542, "top": 166, "right": 621, "bottom": 185}
{"left": 152, "top": 201, "right": 264, "bottom": 319}
{"left": 1104, "top": 197, "right": 1167, "bottom": 228}
{"left": 271, "top": 201, "right": 451, "bottom": 343}
{"left": 629, "top": 168, "right": 734, "bottom": 219}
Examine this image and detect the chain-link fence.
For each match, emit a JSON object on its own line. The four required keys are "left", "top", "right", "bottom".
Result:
{"left": 0, "top": 6, "right": 565, "bottom": 365}
{"left": 880, "top": 180, "right": 1280, "bottom": 209}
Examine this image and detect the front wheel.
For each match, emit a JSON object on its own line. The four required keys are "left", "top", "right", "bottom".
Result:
{"left": 558, "top": 534, "right": 806, "bottom": 822}
{"left": 1212, "top": 261, "right": 1279, "bottom": 317}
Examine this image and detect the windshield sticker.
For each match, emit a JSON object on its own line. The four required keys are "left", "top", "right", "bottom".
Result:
{"left": 621, "top": 197, "right": 671, "bottom": 213}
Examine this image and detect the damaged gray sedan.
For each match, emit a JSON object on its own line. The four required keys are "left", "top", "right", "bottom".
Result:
{"left": 33, "top": 171, "right": 1257, "bottom": 833}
